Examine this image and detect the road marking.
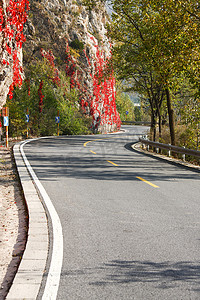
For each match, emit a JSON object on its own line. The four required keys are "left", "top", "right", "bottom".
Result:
{"left": 84, "top": 138, "right": 102, "bottom": 147}
{"left": 136, "top": 176, "right": 159, "bottom": 188}
{"left": 21, "top": 139, "right": 63, "bottom": 300}
{"left": 84, "top": 136, "right": 118, "bottom": 148}
{"left": 107, "top": 160, "right": 118, "bottom": 166}
{"left": 90, "top": 150, "right": 97, "bottom": 154}
{"left": 84, "top": 138, "right": 119, "bottom": 166}
{"left": 84, "top": 140, "right": 91, "bottom": 147}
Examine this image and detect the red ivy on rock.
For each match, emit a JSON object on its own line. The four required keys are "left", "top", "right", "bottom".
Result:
{"left": 65, "top": 39, "right": 121, "bottom": 131}
{"left": 41, "top": 49, "right": 61, "bottom": 86}
{"left": 0, "top": 0, "right": 30, "bottom": 99}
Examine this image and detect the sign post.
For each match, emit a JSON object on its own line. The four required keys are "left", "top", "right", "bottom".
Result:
{"left": 2, "top": 107, "right": 9, "bottom": 147}
{"left": 55, "top": 111, "right": 60, "bottom": 136}
{"left": 0, "top": 112, "right": 2, "bottom": 142}
{"left": 25, "top": 108, "right": 29, "bottom": 138}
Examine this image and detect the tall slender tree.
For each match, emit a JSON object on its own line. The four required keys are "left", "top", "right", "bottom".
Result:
{"left": 102, "top": 0, "right": 199, "bottom": 145}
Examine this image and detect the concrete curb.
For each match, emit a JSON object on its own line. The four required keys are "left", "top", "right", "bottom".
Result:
{"left": 6, "top": 143, "right": 49, "bottom": 300}
{"left": 132, "top": 142, "right": 200, "bottom": 171}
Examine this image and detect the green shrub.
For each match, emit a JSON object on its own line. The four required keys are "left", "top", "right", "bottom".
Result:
{"left": 5, "top": 59, "right": 92, "bottom": 138}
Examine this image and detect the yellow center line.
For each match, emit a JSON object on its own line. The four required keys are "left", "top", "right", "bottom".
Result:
{"left": 84, "top": 139, "right": 103, "bottom": 147}
{"left": 83, "top": 136, "right": 119, "bottom": 148}
{"left": 107, "top": 160, "right": 118, "bottom": 167}
{"left": 84, "top": 140, "right": 160, "bottom": 185}
{"left": 136, "top": 177, "right": 159, "bottom": 188}
{"left": 90, "top": 150, "right": 97, "bottom": 154}
{"left": 84, "top": 140, "right": 92, "bottom": 147}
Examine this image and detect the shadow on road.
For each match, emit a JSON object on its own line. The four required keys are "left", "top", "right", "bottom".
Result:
{"left": 89, "top": 260, "right": 200, "bottom": 289}
{"left": 23, "top": 136, "right": 200, "bottom": 183}
{"left": 61, "top": 260, "right": 200, "bottom": 291}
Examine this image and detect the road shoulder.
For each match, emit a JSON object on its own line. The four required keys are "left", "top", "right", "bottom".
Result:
{"left": 0, "top": 146, "right": 28, "bottom": 299}
{"left": 5, "top": 143, "right": 49, "bottom": 300}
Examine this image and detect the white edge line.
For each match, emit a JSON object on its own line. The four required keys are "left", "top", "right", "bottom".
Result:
{"left": 20, "top": 138, "right": 63, "bottom": 300}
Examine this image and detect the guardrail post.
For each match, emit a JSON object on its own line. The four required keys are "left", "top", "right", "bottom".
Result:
{"left": 182, "top": 146, "right": 186, "bottom": 161}
{"left": 147, "top": 144, "right": 149, "bottom": 151}
{"left": 156, "top": 147, "right": 159, "bottom": 154}
{"left": 168, "top": 144, "right": 171, "bottom": 157}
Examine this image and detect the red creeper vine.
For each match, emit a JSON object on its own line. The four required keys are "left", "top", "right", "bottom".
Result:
{"left": 65, "top": 38, "right": 121, "bottom": 131}
{"left": 41, "top": 49, "right": 61, "bottom": 86}
{"left": 0, "top": 0, "right": 30, "bottom": 98}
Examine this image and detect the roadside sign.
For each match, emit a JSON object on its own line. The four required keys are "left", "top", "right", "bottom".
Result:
{"left": 2, "top": 108, "right": 6, "bottom": 117}
{"left": 56, "top": 111, "right": 60, "bottom": 136}
{"left": 2, "top": 107, "right": 9, "bottom": 117}
{"left": 55, "top": 116, "right": 60, "bottom": 124}
{"left": 125, "top": 111, "right": 129, "bottom": 115}
{"left": 26, "top": 108, "right": 29, "bottom": 138}
{"left": 2, "top": 107, "right": 9, "bottom": 147}
{"left": 4, "top": 116, "right": 9, "bottom": 127}
{"left": 0, "top": 118, "right": 2, "bottom": 135}
{"left": 26, "top": 114, "right": 29, "bottom": 123}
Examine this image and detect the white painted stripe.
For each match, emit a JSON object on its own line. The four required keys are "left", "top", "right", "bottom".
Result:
{"left": 20, "top": 139, "right": 63, "bottom": 300}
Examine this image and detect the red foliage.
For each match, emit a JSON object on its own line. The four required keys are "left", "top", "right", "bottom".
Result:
{"left": 25, "top": 78, "right": 30, "bottom": 96}
{"left": 41, "top": 49, "right": 61, "bottom": 86}
{"left": 0, "top": 0, "right": 30, "bottom": 98}
{"left": 65, "top": 39, "right": 121, "bottom": 131}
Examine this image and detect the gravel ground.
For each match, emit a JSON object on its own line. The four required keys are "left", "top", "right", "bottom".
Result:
{"left": 0, "top": 145, "right": 28, "bottom": 299}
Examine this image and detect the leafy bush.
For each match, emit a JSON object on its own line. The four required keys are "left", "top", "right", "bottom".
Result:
{"left": 115, "top": 92, "right": 135, "bottom": 121}
{"left": 6, "top": 59, "right": 92, "bottom": 138}
{"left": 69, "top": 39, "right": 84, "bottom": 51}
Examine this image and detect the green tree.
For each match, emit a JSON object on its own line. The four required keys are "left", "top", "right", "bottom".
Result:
{"left": 7, "top": 58, "right": 92, "bottom": 137}
{"left": 104, "top": 0, "right": 200, "bottom": 145}
{"left": 115, "top": 82, "right": 135, "bottom": 121}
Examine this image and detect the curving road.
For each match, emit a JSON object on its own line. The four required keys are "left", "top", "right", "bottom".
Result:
{"left": 23, "top": 126, "right": 200, "bottom": 300}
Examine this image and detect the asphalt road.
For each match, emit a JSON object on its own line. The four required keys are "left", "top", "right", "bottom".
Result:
{"left": 24, "top": 126, "right": 200, "bottom": 300}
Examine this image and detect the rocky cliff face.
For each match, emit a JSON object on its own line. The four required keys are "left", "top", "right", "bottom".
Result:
{"left": 24, "top": 0, "right": 120, "bottom": 132}
{"left": 24, "top": 0, "right": 110, "bottom": 59}
{"left": 0, "top": 0, "right": 28, "bottom": 109}
{"left": 1, "top": 0, "right": 120, "bottom": 132}
{"left": 0, "top": 0, "right": 17, "bottom": 108}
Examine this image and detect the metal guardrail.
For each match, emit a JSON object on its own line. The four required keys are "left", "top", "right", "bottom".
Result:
{"left": 139, "top": 137, "right": 200, "bottom": 159}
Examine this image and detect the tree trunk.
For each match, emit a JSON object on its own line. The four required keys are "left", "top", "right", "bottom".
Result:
{"left": 153, "top": 118, "right": 156, "bottom": 142}
{"left": 150, "top": 113, "right": 156, "bottom": 142}
{"left": 166, "top": 88, "right": 175, "bottom": 145}
{"left": 158, "top": 114, "right": 162, "bottom": 141}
